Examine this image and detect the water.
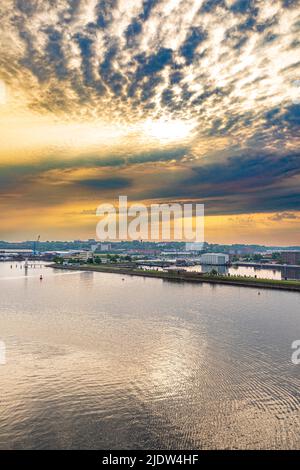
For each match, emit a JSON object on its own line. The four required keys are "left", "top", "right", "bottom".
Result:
{"left": 185, "top": 264, "right": 300, "bottom": 280}
{"left": 142, "top": 263, "right": 300, "bottom": 280}
{"left": 186, "top": 264, "right": 283, "bottom": 279}
{"left": 0, "top": 261, "right": 300, "bottom": 449}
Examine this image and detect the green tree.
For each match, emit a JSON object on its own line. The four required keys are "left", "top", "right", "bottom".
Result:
{"left": 210, "top": 269, "right": 219, "bottom": 276}
{"left": 108, "top": 254, "right": 119, "bottom": 263}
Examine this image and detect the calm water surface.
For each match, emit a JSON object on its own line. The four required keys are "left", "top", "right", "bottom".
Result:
{"left": 0, "top": 262, "right": 300, "bottom": 449}
{"left": 143, "top": 264, "right": 300, "bottom": 280}
{"left": 186, "top": 264, "right": 289, "bottom": 279}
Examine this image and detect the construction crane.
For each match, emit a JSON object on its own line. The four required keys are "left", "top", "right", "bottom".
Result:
{"left": 33, "top": 235, "right": 40, "bottom": 256}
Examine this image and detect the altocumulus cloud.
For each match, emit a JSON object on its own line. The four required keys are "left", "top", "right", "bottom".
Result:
{"left": 1, "top": 0, "right": 299, "bottom": 130}
{"left": 0, "top": 0, "right": 300, "bottom": 222}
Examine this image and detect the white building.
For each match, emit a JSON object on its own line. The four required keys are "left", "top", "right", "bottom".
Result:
{"left": 92, "top": 243, "right": 111, "bottom": 252}
{"left": 100, "top": 243, "right": 111, "bottom": 251}
{"left": 61, "top": 251, "right": 92, "bottom": 262}
{"left": 200, "top": 253, "right": 229, "bottom": 265}
{"left": 185, "top": 242, "right": 203, "bottom": 251}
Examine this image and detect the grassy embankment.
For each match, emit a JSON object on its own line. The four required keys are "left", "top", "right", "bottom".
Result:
{"left": 50, "top": 263, "right": 300, "bottom": 292}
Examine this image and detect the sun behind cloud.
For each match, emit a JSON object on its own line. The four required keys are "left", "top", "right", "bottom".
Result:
{"left": 141, "top": 118, "right": 197, "bottom": 143}
{"left": 0, "top": 0, "right": 299, "bottom": 242}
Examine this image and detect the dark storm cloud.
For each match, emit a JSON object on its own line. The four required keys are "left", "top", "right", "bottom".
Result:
{"left": 78, "top": 176, "right": 132, "bottom": 191}
{"left": 0, "top": 146, "right": 188, "bottom": 195}
{"left": 187, "top": 153, "right": 300, "bottom": 188}
{"left": 136, "top": 151, "right": 300, "bottom": 215}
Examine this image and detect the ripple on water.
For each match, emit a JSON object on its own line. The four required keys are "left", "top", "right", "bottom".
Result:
{"left": 0, "top": 265, "right": 300, "bottom": 449}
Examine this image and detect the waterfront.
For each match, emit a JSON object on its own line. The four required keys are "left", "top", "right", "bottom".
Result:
{"left": 0, "top": 262, "right": 300, "bottom": 449}
{"left": 184, "top": 264, "right": 283, "bottom": 279}
{"left": 140, "top": 263, "right": 300, "bottom": 281}
{"left": 198, "top": 264, "right": 300, "bottom": 280}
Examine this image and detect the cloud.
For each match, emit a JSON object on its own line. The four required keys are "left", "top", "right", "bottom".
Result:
{"left": 187, "top": 152, "right": 300, "bottom": 189}
{"left": 0, "top": 0, "right": 298, "bottom": 131}
{"left": 269, "top": 212, "right": 300, "bottom": 221}
{"left": 0, "top": 145, "right": 189, "bottom": 208}
{"left": 134, "top": 151, "right": 300, "bottom": 215}
{"left": 77, "top": 176, "right": 132, "bottom": 191}
{"left": 0, "top": 0, "right": 300, "bottom": 241}
{"left": 180, "top": 27, "right": 207, "bottom": 65}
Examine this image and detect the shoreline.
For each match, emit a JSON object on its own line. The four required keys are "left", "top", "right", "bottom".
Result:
{"left": 48, "top": 264, "right": 300, "bottom": 293}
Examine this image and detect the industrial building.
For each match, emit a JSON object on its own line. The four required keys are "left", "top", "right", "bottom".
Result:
{"left": 59, "top": 251, "right": 93, "bottom": 262}
{"left": 281, "top": 251, "right": 300, "bottom": 265}
{"left": 91, "top": 243, "right": 112, "bottom": 252}
{"left": 200, "top": 253, "right": 229, "bottom": 265}
{"left": 185, "top": 242, "right": 204, "bottom": 251}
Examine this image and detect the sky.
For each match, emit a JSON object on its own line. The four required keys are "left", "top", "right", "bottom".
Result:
{"left": 0, "top": 0, "right": 299, "bottom": 244}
